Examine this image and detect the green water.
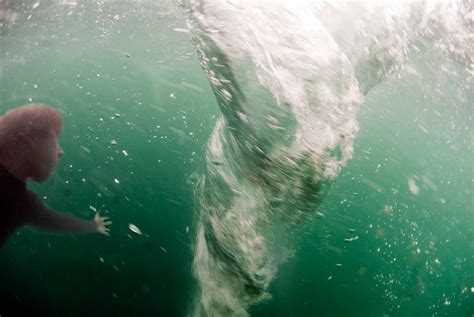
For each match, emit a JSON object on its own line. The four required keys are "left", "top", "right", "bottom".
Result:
{"left": 1, "top": 1, "right": 473, "bottom": 316}
{"left": 250, "top": 56, "right": 474, "bottom": 316}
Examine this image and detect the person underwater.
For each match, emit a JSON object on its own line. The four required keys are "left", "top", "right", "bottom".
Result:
{"left": 0, "top": 104, "right": 111, "bottom": 246}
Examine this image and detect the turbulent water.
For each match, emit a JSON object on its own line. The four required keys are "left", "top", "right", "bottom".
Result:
{"left": 185, "top": 1, "right": 472, "bottom": 316}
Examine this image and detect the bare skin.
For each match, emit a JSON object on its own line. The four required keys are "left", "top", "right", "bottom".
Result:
{"left": 0, "top": 104, "right": 111, "bottom": 246}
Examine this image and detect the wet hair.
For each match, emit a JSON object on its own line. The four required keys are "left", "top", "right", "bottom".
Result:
{"left": 0, "top": 104, "right": 63, "bottom": 165}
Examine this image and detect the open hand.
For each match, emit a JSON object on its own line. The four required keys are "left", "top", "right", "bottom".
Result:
{"left": 94, "top": 212, "right": 112, "bottom": 236}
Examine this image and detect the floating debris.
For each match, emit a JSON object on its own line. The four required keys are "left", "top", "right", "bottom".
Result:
{"left": 336, "top": 263, "right": 343, "bottom": 267}
{"left": 125, "top": 53, "right": 130, "bottom": 58}
{"left": 160, "top": 246, "right": 167, "bottom": 253}
{"left": 114, "top": 178, "right": 120, "bottom": 184}
{"left": 89, "top": 206, "right": 97, "bottom": 212}
{"left": 114, "top": 113, "right": 121, "bottom": 118}
{"left": 328, "top": 276, "right": 333, "bottom": 280}
{"left": 111, "top": 140, "right": 118, "bottom": 145}
{"left": 348, "top": 228, "right": 356, "bottom": 233}
{"left": 344, "top": 236, "right": 359, "bottom": 243}
{"left": 122, "top": 150, "right": 128, "bottom": 156}
{"left": 129, "top": 223, "right": 142, "bottom": 235}
{"left": 212, "top": 161, "right": 223, "bottom": 166}
{"left": 186, "top": 226, "right": 189, "bottom": 234}
{"left": 99, "top": 257, "right": 104, "bottom": 263}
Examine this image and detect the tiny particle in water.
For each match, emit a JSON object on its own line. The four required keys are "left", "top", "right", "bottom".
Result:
{"left": 28, "top": 97, "right": 33, "bottom": 103}
{"left": 129, "top": 224, "right": 142, "bottom": 235}
{"left": 170, "top": 93, "right": 175, "bottom": 99}
{"left": 186, "top": 226, "right": 189, "bottom": 233}
{"left": 89, "top": 205, "right": 97, "bottom": 212}
{"left": 32, "top": 1, "right": 40, "bottom": 9}
{"left": 122, "top": 150, "right": 128, "bottom": 156}
{"left": 114, "top": 113, "right": 121, "bottom": 118}
{"left": 471, "top": 287, "right": 474, "bottom": 293}
{"left": 383, "top": 204, "right": 393, "bottom": 215}
{"left": 160, "top": 246, "right": 167, "bottom": 253}
{"left": 316, "top": 211, "right": 325, "bottom": 219}
{"left": 114, "top": 178, "right": 120, "bottom": 184}
{"left": 408, "top": 178, "right": 420, "bottom": 195}
{"left": 111, "top": 140, "right": 117, "bottom": 145}
{"left": 125, "top": 53, "right": 130, "bottom": 58}
{"left": 173, "top": 27, "right": 190, "bottom": 33}
{"left": 113, "top": 14, "right": 120, "bottom": 20}
{"left": 336, "top": 263, "right": 343, "bottom": 267}
{"left": 99, "top": 257, "right": 104, "bottom": 263}
{"left": 328, "top": 276, "right": 333, "bottom": 280}
{"left": 33, "top": 84, "right": 38, "bottom": 89}
{"left": 344, "top": 236, "right": 359, "bottom": 243}
{"left": 348, "top": 228, "right": 356, "bottom": 233}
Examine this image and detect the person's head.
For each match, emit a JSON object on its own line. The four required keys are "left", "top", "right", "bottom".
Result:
{"left": 0, "top": 104, "right": 64, "bottom": 182}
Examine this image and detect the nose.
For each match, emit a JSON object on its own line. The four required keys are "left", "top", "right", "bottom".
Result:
{"left": 57, "top": 147, "right": 64, "bottom": 158}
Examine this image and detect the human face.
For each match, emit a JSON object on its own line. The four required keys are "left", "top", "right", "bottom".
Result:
{"left": 32, "top": 132, "right": 63, "bottom": 182}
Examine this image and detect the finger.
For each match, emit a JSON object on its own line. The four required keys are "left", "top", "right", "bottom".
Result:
{"left": 101, "top": 217, "right": 110, "bottom": 221}
{"left": 104, "top": 220, "right": 112, "bottom": 225}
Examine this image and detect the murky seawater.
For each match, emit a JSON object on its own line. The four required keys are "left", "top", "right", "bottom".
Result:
{"left": 1, "top": 1, "right": 472, "bottom": 316}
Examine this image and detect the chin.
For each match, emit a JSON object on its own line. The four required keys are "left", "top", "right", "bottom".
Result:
{"left": 32, "top": 173, "right": 50, "bottom": 183}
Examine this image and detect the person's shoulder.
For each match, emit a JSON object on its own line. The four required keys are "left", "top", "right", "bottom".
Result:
{"left": 0, "top": 163, "right": 25, "bottom": 207}
{"left": 11, "top": 187, "right": 43, "bottom": 215}
{"left": 0, "top": 162, "right": 24, "bottom": 189}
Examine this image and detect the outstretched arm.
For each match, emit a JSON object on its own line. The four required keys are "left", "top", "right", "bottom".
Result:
{"left": 24, "top": 191, "right": 111, "bottom": 235}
